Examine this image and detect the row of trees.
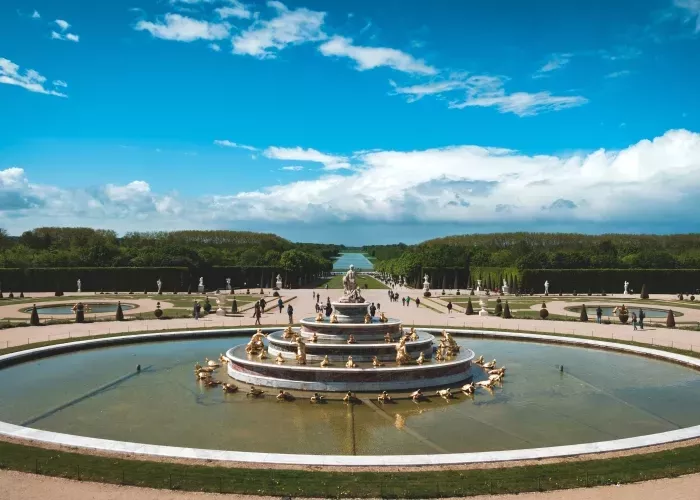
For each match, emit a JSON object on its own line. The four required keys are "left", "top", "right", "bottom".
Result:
{"left": 0, "top": 228, "right": 340, "bottom": 273}
{"left": 368, "top": 233, "right": 700, "bottom": 272}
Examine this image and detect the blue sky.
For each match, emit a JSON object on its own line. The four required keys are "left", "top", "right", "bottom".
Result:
{"left": 1, "top": 0, "right": 700, "bottom": 244}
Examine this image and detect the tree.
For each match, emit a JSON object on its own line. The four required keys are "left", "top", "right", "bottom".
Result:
{"left": 640, "top": 284, "right": 649, "bottom": 299}
{"left": 502, "top": 301, "right": 512, "bottom": 318}
{"left": 539, "top": 302, "right": 549, "bottom": 319}
{"left": 666, "top": 309, "right": 676, "bottom": 328}
{"left": 465, "top": 297, "right": 474, "bottom": 315}
{"left": 116, "top": 302, "right": 124, "bottom": 321}
{"left": 579, "top": 304, "right": 588, "bottom": 322}
{"left": 30, "top": 304, "right": 40, "bottom": 326}
{"left": 494, "top": 298, "right": 503, "bottom": 316}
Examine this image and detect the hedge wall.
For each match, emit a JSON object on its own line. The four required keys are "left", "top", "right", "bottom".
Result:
{"left": 519, "top": 269, "right": 700, "bottom": 294}
{"left": 0, "top": 267, "right": 189, "bottom": 292}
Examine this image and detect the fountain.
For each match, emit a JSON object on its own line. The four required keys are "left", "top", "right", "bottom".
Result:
{"left": 226, "top": 265, "right": 474, "bottom": 391}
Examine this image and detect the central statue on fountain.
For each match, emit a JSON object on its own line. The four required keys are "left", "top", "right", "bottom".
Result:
{"left": 339, "top": 265, "right": 365, "bottom": 303}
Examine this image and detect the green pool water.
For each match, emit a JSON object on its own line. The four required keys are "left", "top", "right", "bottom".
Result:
{"left": 1, "top": 336, "right": 699, "bottom": 455}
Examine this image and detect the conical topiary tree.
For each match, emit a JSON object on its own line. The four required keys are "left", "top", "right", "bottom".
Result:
{"left": 579, "top": 304, "right": 588, "bottom": 322}
{"left": 640, "top": 284, "right": 649, "bottom": 299}
{"left": 666, "top": 309, "right": 676, "bottom": 328}
{"left": 494, "top": 297, "right": 503, "bottom": 316}
{"left": 75, "top": 303, "right": 85, "bottom": 323}
{"left": 30, "top": 304, "right": 40, "bottom": 326}
{"left": 116, "top": 301, "right": 124, "bottom": 321}
{"left": 503, "top": 300, "right": 512, "bottom": 319}
{"left": 539, "top": 301, "right": 549, "bottom": 320}
{"left": 466, "top": 297, "right": 474, "bottom": 315}
{"left": 19, "top": 291, "right": 24, "bottom": 298}
{"left": 187, "top": 283, "right": 192, "bottom": 295}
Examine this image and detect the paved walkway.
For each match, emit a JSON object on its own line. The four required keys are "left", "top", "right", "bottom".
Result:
{"left": 1, "top": 468, "right": 699, "bottom": 500}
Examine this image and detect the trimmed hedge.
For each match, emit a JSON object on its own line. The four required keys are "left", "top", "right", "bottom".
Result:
{"left": 520, "top": 269, "right": 700, "bottom": 294}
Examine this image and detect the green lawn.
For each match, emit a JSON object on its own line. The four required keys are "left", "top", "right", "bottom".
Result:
{"left": 317, "top": 275, "right": 388, "bottom": 289}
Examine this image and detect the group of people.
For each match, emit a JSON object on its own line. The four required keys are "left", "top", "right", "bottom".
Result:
{"left": 252, "top": 297, "right": 293, "bottom": 324}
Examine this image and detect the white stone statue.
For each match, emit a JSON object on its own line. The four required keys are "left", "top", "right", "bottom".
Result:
{"left": 624, "top": 281, "right": 629, "bottom": 295}
{"left": 476, "top": 279, "right": 482, "bottom": 291}
{"left": 423, "top": 274, "right": 431, "bottom": 292}
{"left": 340, "top": 265, "right": 364, "bottom": 303}
{"left": 216, "top": 295, "right": 226, "bottom": 316}
{"left": 199, "top": 277, "right": 204, "bottom": 287}
{"left": 501, "top": 278, "right": 509, "bottom": 295}
{"left": 226, "top": 278, "right": 231, "bottom": 291}
{"left": 544, "top": 280, "right": 550, "bottom": 295}
{"left": 76, "top": 279, "right": 81, "bottom": 293}
{"left": 479, "top": 298, "right": 489, "bottom": 317}
{"left": 275, "top": 274, "right": 283, "bottom": 289}
{"left": 156, "top": 278, "right": 162, "bottom": 293}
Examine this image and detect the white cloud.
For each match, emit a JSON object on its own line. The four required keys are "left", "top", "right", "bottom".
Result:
{"left": 32, "top": 10, "right": 40, "bottom": 19}
{"left": 52, "top": 80, "right": 68, "bottom": 87}
{"left": 0, "top": 58, "right": 67, "bottom": 97}
{"left": 3, "top": 130, "right": 700, "bottom": 232}
{"left": 135, "top": 13, "right": 229, "bottom": 42}
{"left": 264, "top": 146, "right": 351, "bottom": 170}
{"left": 533, "top": 53, "right": 572, "bottom": 78}
{"left": 448, "top": 75, "right": 587, "bottom": 116}
{"left": 55, "top": 19, "right": 70, "bottom": 31}
{"left": 281, "top": 165, "right": 304, "bottom": 171}
{"left": 214, "top": 139, "right": 258, "bottom": 151}
{"left": 605, "top": 70, "right": 631, "bottom": 78}
{"left": 232, "top": 1, "right": 326, "bottom": 58}
{"left": 674, "top": 0, "right": 700, "bottom": 32}
{"left": 319, "top": 35, "right": 437, "bottom": 75}
{"left": 51, "top": 31, "right": 80, "bottom": 42}
{"left": 215, "top": 1, "right": 252, "bottom": 20}
{"left": 389, "top": 78, "right": 467, "bottom": 102}
{"left": 209, "top": 43, "right": 221, "bottom": 52}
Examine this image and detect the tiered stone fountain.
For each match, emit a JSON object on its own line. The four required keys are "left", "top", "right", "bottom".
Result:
{"left": 226, "top": 266, "right": 474, "bottom": 391}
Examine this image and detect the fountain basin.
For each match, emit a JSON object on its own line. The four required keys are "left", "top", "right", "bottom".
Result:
{"left": 226, "top": 344, "right": 473, "bottom": 391}
{"left": 300, "top": 317, "right": 402, "bottom": 341}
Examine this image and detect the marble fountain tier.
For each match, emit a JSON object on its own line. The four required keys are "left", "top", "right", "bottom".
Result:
{"left": 226, "top": 265, "right": 474, "bottom": 392}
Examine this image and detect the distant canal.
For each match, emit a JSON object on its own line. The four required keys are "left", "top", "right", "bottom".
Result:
{"left": 332, "top": 252, "right": 374, "bottom": 271}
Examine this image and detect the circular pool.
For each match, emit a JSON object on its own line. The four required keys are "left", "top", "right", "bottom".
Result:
{"left": 2, "top": 330, "right": 700, "bottom": 460}
{"left": 565, "top": 305, "right": 680, "bottom": 318}
{"left": 21, "top": 302, "right": 137, "bottom": 315}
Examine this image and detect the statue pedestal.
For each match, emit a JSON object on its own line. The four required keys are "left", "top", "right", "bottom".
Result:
{"left": 275, "top": 280, "right": 283, "bottom": 290}
{"left": 478, "top": 298, "right": 489, "bottom": 317}
{"left": 502, "top": 286, "right": 509, "bottom": 295}
{"left": 216, "top": 307, "right": 226, "bottom": 316}
{"left": 198, "top": 285, "right": 204, "bottom": 293}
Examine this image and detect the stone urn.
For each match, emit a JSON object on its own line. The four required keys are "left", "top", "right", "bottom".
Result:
{"left": 478, "top": 298, "right": 489, "bottom": 317}
{"left": 216, "top": 297, "right": 226, "bottom": 316}
{"left": 618, "top": 307, "right": 629, "bottom": 324}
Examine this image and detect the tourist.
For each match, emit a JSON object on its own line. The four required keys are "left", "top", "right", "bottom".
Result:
{"left": 312, "top": 291, "right": 315, "bottom": 299}
{"left": 369, "top": 303, "right": 376, "bottom": 317}
{"left": 325, "top": 302, "right": 333, "bottom": 317}
{"left": 632, "top": 311, "right": 638, "bottom": 330}
{"left": 639, "top": 309, "right": 645, "bottom": 329}
{"left": 377, "top": 303, "right": 381, "bottom": 311}
{"left": 287, "top": 304, "right": 294, "bottom": 324}
{"left": 193, "top": 301, "right": 200, "bottom": 320}
{"left": 406, "top": 297, "right": 411, "bottom": 306}
{"left": 416, "top": 297, "right": 420, "bottom": 307}
{"left": 596, "top": 306, "right": 603, "bottom": 324}
{"left": 402, "top": 297, "right": 406, "bottom": 306}
{"left": 447, "top": 301, "right": 453, "bottom": 314}
{"left": 253, "top": 302, "right": 261, "bottom": 325}
{"left": 316, "top": 294, "right": 319, "bottom": 303}
{"left": 278, "top": 297, "right": 284, "bottom": 313}
{"left": 260, "top": 297, "right": 267, "bottom": 310}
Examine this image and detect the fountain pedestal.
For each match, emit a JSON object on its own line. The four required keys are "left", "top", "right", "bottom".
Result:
{"left": 479, "top": 298, "right": 489, "bottom": 317}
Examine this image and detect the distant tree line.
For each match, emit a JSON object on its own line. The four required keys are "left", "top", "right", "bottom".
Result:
{"left": 0, "top": 228, "right": 341, "bottom": 291}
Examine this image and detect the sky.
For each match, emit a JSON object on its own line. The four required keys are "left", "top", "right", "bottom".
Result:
{"left": 1, "top": 0, "right": 700, "bottom": 245}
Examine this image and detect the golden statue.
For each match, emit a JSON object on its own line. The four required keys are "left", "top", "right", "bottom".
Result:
{"left": 364, "top": 313, "right": 371, "bottom": 324}
{"left": 276, "top": 390, "right": 294, "bottom": 401}
{"left": 320, "top": 355, "right": 330, "bottom": 367}
{"left": 295, "top": 336, "right": 307, "bottom": 365}
{"left": 258, "top": 349, "right": 268, "bottom": 360}
{"left": 435, "top": 388, "right": 453, "bottom": 400}
{"left": 343, "top": 391, "right": 358, "bottom": 403}
{"left": 482, "top": 359, "right": 497, "bottom": 369}
{"left": 416, "top": 351, "right": 425, "bottom": 365}
{"left": 441, "top": 330, "right": 460, "bottom": 353}
{"left": 384, "top": 332, "right": 392, "bottom": 343}
{"left": 379, "top": 312, "right": 388, "bottom": 323}
{"left": 377, "top": 391, "right": 392, "bottom": 404}
{"left": 347, "top": 334, "right": 356, "bottom": 344}
{"left": 435, "top": 348, "right": 445, "bottom": 361}
{"left": 372, "top": 356, "right": 384, "bottom": 367}
{"left": 246, "top": 386, "right": 265, "bottom": 398}
{"left": 275, "top": 352, "right": 285, "bottom": 364}
{"left": 409, "top": 327, "right": 418, "bottom": 341}
{"left": 282, "top": 325, "right": 294, "bottom": 339}
{"left": 474, "top": 355, "right": 484, "bottom": 365}
{"left": 315, "top": 312, "right": 324, "bottom": 322}
{"left": 310, "top": 392, "right": 325, "bottom": 404}
{"left": 395, "top": 340, "right": 412, "bottom": 366}
{"left": 345, "top": 355, "right": 357, "bottom": 368}
{"left": 245, "top": 330, "right": 267, "bottom": 355}
{"left": 310, "top": 332, "right": 318, "bottom": 343}
{"left": 222, "top": 383, "right": 238, "bottom": 393}
{"left": 461, "top": 382, "right": 475, "bottom": 395}
{"left": 330, "top": 313, "right": 339, "bottom": 323}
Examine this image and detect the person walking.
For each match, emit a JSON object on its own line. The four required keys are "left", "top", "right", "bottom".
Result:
{"left": 632, "top": 311, "right": 638, "bottom": 330}
{"left": 278, "top": 297, "right": 284, "bottom": 313}
{"left": 287, "top": 304, "right": 294, "bottom": 324}
{"left": 377, "top": 303, "right": 381, "bottom": 311}
{"left": 260, "top": 297, "right": 267, "bottom": 311}
{"left": 596, "top": 306, "right": 603, "bottom": 324}
{"left": 447, "top": 301, "right": 453, "bottom": 314}
{"left": 638, "top": 308, "right": 645, "bottom": 330}
{"left": 193, "top": 301, "right": 200, "bottom": 320}
{"left": 312, "top": 291, "right": 315, "bottom": 300}
{"left": 406, "top": 296, "right": 411, "bottom": 306}
{"left": 402, "top": 297, "right": 406, "bottom": 307}
{"left": 369, "top": 303, "right": 377, "bottom": 317}
{"left": 253, "top": 302, "right": 261, "bottom": 325}
{"left": 415, "top": 297, "right": 420, "bottom": 307}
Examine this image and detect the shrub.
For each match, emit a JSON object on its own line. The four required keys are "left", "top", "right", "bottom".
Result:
{"left": 8, "top": 291, "right": 13, "bottom": 299}
{"left": 75, "top": 303, "right": 85, "bottom": 323}
{"left": 187, "top": 284, "right": 192, "bottom": 294}
{"left": 272, "top": 291, "right": 280, "bottom": 297}
{"left": 144, "top": 289, "right": 147, "bottom": 295}
{"left": 494, "top": 298, "right": 503, "bottom": 316}
{"left": 203, "top": 299, "right": 212, "bottom": 313}
{"left": 587, "top": 289, "right": 592, "bottom": 296}
{"left": 559, "top": 289, "right": 563, "bottom": 296}
{"left": 19, "top": 291, "right": 24, "bottom": 298}
{"left": 691, "top": 295, "right": 696, "bottom": 301}
{"left": 618, "top": 307, "right": 629, "bottom": 324}
{"left": 579, "top": 304, "right": 588, "bottom": 322}
{"left": 573, "top": 289, "right": 577, "bottom": 296}
{"left": 441, "top": 289, "right": 445, "bottom": 295}
{"left": 30, "top": 304, "right": 40, "bottom": 326}
{"left": 154, "top": 302, "right": 163, "bottom": 318}
{"left": 173, "top": 288, "right": 178, "bottom": 295}
{"left": 456, "top": 289, "right": 461, "bottom": 295}
{"left": 678, "top": 293, "right": 684, "bottom": 300}
{"left": 469, "top": 288, "right": 475, "bottom": 296}
{"left": 128, "top": 290, "right": 133, "bottom": 294}
{"left": 502, "top": 301, "right": 512, "bottom": 319}
{"left": 666, "top": 309, "right": 676, "bottom": 328}
{"left": 601, "top": 289, "right": 606, "bottom": 296}
{"left": 99, "top": 289, "right": 104, "bottom": 295}
{"left": 465, "top": 297, "right": 474, "bottom": 315}
{"left": 231, "top": 299, "right": 238, "bottom": 314}
{"left": 54, "top": 290, "right": 63, "bottom": 297}
{"left": 640, "top": 284, "right": 649, "bottom": 299}
{"left": 539, "top": 302, "right": 549, "bottom": 319}
{"left": 116, "top": 302, "right": 124, "bottom": 321}
{"left": 0, "top": 291, "right": 3, "bottom": 298}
